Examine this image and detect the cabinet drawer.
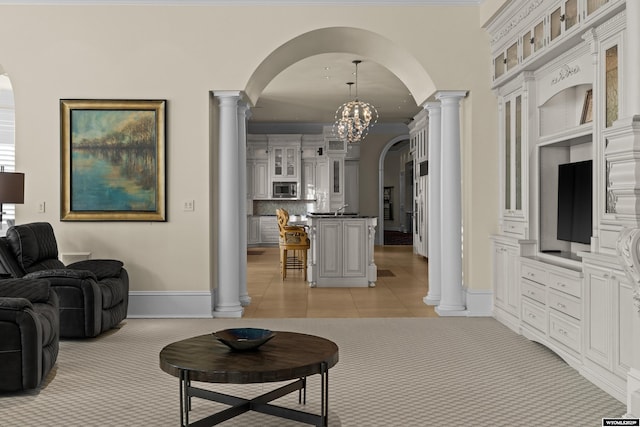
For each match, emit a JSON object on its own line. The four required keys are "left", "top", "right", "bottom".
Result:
{"left": 521, "top": 299, "right": 546, "bottom": 333}
{"left": 502, "top": 220, "right": 526, "bottom": 238}
{"left": 548, "top": 289, "right": 581, "bottom": 320}
{"left": 549, "top": 311, "right": 581, "bottom": 353}
{"left": 521, "top": 262, "right": 548, "bottom": 285}
{"left": 548, "top": 272, "right": 581, "bottom": 298}
{"left": 521, "top": 279, "right": 545, "bottom": 304}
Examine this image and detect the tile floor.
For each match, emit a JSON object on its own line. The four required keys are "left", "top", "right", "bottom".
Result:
{"left": 243, "top": 245, "right": 437, "bottom": 318}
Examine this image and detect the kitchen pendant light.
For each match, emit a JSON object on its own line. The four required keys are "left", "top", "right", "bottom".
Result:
{"left": 333, "top": 60, "right": 378, "bottom": 143}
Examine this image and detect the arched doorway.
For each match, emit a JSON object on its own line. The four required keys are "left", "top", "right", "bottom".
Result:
{"left": 212, "top": 26, "right": 457, "bottom": 316}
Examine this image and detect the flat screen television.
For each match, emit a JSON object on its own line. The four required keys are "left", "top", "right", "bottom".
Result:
{"left": 557, "top": 160, "right": 592, "bottom": 245}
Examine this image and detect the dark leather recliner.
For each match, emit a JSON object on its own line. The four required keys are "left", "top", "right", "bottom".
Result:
{"left": 0, "top": 222, "right": 129, "bottom": 338}
{"left": 0, "top": 277, "right": 59, "bottom": 392}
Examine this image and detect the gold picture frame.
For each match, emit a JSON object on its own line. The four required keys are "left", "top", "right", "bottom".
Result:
{"left": 580, "top": 89, "right": 593, "bottom": 124}
{"left": 60, "top": 99, "right": 166, "bottom": 221}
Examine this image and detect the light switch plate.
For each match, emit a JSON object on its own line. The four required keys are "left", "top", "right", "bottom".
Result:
{"left": 183, "top": 200, "right": 194, "bottom": 211}
{"left": 38, "top": 202, "right": 46, "bottom": 213}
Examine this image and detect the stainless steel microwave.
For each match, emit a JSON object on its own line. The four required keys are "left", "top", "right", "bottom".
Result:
{"left": 273, "top": 181, "right": 297, "bottom": 198}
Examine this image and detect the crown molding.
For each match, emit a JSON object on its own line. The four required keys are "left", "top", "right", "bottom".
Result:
{"left": 0, "top": 0, "right": 482, "bottom": 5}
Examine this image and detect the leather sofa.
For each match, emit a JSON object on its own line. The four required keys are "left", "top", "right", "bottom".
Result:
{"left": 0, "top": 277, "right": 59, "bottom": 392}
{"left": 0, "top": 222, "right": 129, "bottom": 338}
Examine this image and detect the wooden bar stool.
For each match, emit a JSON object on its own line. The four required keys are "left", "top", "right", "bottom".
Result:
{"left": 276, "top": 209, "right": 310, "bottom": 280}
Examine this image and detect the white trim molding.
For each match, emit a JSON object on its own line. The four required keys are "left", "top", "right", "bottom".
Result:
{"left": 127, "top": 291, "right": 213, "bottom": 318}
{"left": 464, "top": 288, "right": 493, "bottom": 317}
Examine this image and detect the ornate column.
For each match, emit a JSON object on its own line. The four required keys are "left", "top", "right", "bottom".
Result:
{"left": 237, "top": 101, "right": 251, "bottom": 307}
{"left": 212, "top": 91, "right": 243, "bottom": 318}
{"left": 435, "top": 90, "right": 467, "bottom": 316}
{"left": 423, "top": 102, "right": 441, "bottom": 306}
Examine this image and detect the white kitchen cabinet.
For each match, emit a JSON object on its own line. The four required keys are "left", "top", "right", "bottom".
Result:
{"left": 302, "top": 159, "right": 316, "bottom": 200}
{"left": 271, "top": 146, "right": 299, "bottom": 180}
{"left": 307, "top": 216, "right": 377, "bottom": 287}
{"left": 259, "top": 216, "right": 279, "bottom": 245}
{"left": 491, "top": 236, "right": 524, "bottom": 331}
{"left": 247, "top": 216, "right": 260, "bottom": 245}
{"left": 250, "top": 160, "right": 269, "bottom": 199}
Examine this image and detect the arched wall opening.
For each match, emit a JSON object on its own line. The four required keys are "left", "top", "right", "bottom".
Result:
{"left": 0, "top": 69, "right": 18, "bottom": 229}
{"left": 244, "top": 27, "right": 436, "bottom": 108}
{"left": 242, "top": 26, "right": 437, "bottom": 246}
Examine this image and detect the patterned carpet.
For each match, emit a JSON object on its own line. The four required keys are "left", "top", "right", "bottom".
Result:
{"left": 0, "top": 318, "right": 625, "bottom": 426}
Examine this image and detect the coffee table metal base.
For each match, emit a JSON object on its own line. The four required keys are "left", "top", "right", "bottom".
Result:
{"left": 178, "top": 362, "right": 329, "bottom": 427}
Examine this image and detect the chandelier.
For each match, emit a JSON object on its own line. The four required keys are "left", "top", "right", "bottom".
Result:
{"left": 333, "top": 60, "right": 378, "bottom": 143}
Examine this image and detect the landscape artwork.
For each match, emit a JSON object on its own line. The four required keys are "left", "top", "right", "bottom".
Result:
{"left": 60, "top": 100, "right": 166, "bottom": 221}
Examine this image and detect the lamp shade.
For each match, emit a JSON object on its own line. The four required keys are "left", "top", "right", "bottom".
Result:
{"left": 0, "top": 172, "right": 24, "bottom": 204}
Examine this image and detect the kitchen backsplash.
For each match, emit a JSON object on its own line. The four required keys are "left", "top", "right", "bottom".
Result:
{"left": 253, "top": 200, "right": 315, "bottom": 216}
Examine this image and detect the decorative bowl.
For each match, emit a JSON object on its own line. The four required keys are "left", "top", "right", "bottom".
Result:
{"left": 213, "top": 328, "right": 276, "bottom": 351}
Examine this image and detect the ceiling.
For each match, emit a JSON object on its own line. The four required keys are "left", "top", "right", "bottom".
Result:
{"left": 250, "top": 53, "right": 422, "bottom": 126}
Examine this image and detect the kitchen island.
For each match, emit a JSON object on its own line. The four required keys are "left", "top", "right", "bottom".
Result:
{"left": 306, "top": 214, "right": 377, "bottom": 287}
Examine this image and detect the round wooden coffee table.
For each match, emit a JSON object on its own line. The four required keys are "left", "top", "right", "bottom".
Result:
{"left": 159, "top": 331, "right": 339, "bottom": 427}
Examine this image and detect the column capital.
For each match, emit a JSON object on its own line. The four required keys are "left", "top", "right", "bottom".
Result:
{"left": 435, "top": 90, "right": 468, "bottom": 102}
{"left": 422, "top": 101, "right": 441, "bottom": 111}
{"left": 213, "top": 90, "right": 242, "bottom": 98}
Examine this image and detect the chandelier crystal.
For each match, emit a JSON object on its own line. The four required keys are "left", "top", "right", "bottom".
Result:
{"left": 333, "top": 60, "right": 378, "bottom": 143}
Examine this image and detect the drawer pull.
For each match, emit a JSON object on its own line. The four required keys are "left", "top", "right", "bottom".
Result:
{"left": 557, "top": 328, "right": 568, "bottom": 336}
{"left": 556, "top": 302, "right": 566, "bottom": 309}
{"left": 557, "top": 282, "right": 566, "bottom": 287}
{"left": 528, "top": 313, "right": 536, "bottom": 319}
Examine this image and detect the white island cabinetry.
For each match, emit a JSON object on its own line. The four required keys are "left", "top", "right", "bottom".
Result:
{"left": 307, "top": 216, "right": 377, "bottom": 287}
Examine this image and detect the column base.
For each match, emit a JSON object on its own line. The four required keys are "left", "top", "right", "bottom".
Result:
{"left": 435, "top": 305, "right": 467, "bottom": 317}
{"left": 240, "top": 295, "right": 252, "bottom": 306}
{"left": 213, "top": 306, "right": 244, "bottom": 318}
{"left": 423, "top": 295, "right": 440, "bottom": 306}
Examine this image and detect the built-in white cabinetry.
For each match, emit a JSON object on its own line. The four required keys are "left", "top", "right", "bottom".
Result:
{"left": 410, "top": 109, "right": 428, "bottom": 257}
{"left": 582, "top": 254, "right": 634, "bottom": 401}
{"left": 491, "top": 236, "right": 524, "bottom": 331}
{"left": 487, "top": 0, "right": 630, "bottom": 404}
{"left": 497, "top": 73, "right": 532, "bottom": 240}
{"left": 519, "top": 257, "right": 583, "bottom": 366}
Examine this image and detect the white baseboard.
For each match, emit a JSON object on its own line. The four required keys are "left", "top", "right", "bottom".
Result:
{"left": 464, "top": 288, "right": 493, "bottom": 317}
{"left": 127, "top": 291, "right": 212, "bottom": 318}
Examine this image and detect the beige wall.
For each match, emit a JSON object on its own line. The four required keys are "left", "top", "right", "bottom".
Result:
{"left": 0, "top": 4, "right": 497, "bottom": 297}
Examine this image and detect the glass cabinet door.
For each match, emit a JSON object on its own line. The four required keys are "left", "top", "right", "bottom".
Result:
{"left": 502, "top": 93, "right": 525, "bottom": 218}
{"left": 494, "top": 53, "right": 505, "bottom": 80}
{"left": 274, "top": 148, "right": 283, "bottom": 176}
{"left": 564, "top": 0, "right": 578, "bottom": 31}
{"left": 522, "top": 29, "right": 533, "bottom": 61}
{"left": 272, "top": 147, "right": 297, "bottom": 178}
{"left": 550, "top": 7, "right": 562, "bottom": 42}
{"left": 587, "top": 0, "right": 609, "bottom": 16}
{"left": 533, "top": 21, "right": 544, "bottom": 52}
{"left": 506, "top": 42, "right": 518, "bottom": 71}
{"left": 286, "top": 148, "right": 295, "bottom": 176}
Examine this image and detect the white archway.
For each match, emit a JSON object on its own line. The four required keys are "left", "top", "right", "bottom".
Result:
{"left": 244, "top": 27, "right": 436, "bottom": 108}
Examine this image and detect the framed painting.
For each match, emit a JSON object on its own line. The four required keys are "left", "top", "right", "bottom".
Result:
{"left": 60, "top": 99, "right": 166, "bottom": 221}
